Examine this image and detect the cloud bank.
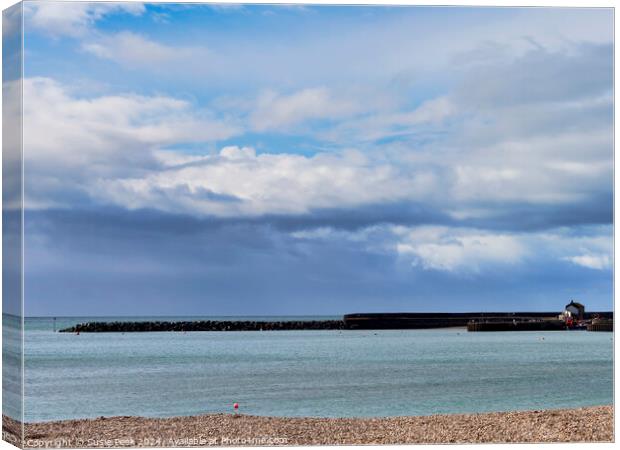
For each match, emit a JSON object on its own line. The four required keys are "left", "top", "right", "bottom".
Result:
{"left": 19, "top": 4, "right": 613, "bottom": 315}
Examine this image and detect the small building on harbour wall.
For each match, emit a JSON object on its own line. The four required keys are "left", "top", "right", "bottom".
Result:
{"left": 564, "top": 300, "right": 585, "bottom": 320}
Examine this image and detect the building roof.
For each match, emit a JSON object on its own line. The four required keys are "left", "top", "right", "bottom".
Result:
{"left": 566, "top": 300, "right": 585, "bottom": 309}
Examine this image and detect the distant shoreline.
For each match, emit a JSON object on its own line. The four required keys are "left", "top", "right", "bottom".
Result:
{"left": 4, "top": 405, "right": 612, "bottom": 446}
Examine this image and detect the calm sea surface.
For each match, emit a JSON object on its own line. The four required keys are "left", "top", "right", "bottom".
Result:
{"left": 9, "top": 316, "right": 614, "bottom": 422}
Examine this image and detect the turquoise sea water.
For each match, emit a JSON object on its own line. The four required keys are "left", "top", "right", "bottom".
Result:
{"left": 13, "top": 316, "right": 615, "bottom": 422}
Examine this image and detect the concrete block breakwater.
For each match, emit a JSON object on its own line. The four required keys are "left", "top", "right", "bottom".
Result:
{"left": 59, "top": 320, "right": 346, "bottom": 333}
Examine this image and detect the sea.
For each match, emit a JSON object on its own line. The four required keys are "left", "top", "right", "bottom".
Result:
{"left": 3, "top": 315, "right": 614, "bottom": 422}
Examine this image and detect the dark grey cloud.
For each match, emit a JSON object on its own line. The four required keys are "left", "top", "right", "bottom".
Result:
{"left": 23, "top": 207, "right": 612, "bottom": 316}
{"left": 25, "top": 182, "right": 613, "bottom": 245}
{"left": 459, "top": 194, "right": 613, "bottom": 232}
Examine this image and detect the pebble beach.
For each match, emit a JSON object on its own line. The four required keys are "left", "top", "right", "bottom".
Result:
{"left": 3, "top": 405, "right": 613, "bottom": 447}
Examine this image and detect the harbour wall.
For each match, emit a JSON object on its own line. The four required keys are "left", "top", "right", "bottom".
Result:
{"left": 343, "top": 312, "right": 612, "bottom": 330}
{"left": 466, "top": 320, "right": 567, "bottom": 332}
{"left": 587, "top": 319, "right": 614, "bottom": 332}
{"left": 59, "top": 311, "right": 613, "bottom": 332}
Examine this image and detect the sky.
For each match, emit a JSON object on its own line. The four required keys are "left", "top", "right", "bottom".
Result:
{"left": 12, "top": 2, "right": 614, "bottom": 316}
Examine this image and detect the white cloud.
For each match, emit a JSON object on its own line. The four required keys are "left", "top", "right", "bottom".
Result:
{"left": 22, "top": 77, "right": 241, "bottom": 207}
{"left": 544, "top": 232, "right": 612, "bottom": 271}
{"left": 82, "top": 32, "right": 207, "bottom": 68}
{"left": 239, "top": 87, "right": 454, "bottom": 141}
{"left": 23, "top": 77, "right": 238, "bottom": 159}
{"left": 564, "top": 254, "right": 611, "bottom": 270}
{"left": 219, "top": 146, "right": 256, "bottom": 160}
{"left": 250, "top": 88, "right": 365, "bottom": 131}
{"left": 22, "top": 77, "right": 445, "bottom": 215}
{"left": 93, "top": 146, "right": 438, "bottom": 217}
{"left": 323, "top": 96, "right": 455, "bottom": 142}
{"left": 21, "top": 69, "right": 612, "bottom": 224}
{"left": 394, "top": 226, "right": 525, "bottom": 273}
{"left": 19, "top": 27, "right": 613, "bottom": 226}
{"left": 450, "top": 129, "right": 612, "bottom": 205}
{"left": 64, "top": 7, "right": 609, "bottom": 89}
{"left": 288, "top": 224, "right": 612, "bottom": 275}
{"left": 24, "top": 2, "right": 145, "bottom": 37}
{"left": 393, "top": 226, "right": 612, "bottom": 274}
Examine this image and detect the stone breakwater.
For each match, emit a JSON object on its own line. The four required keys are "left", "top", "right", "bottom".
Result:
{"left": 59, "top": 320, "right": 346, "bottom": 333}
